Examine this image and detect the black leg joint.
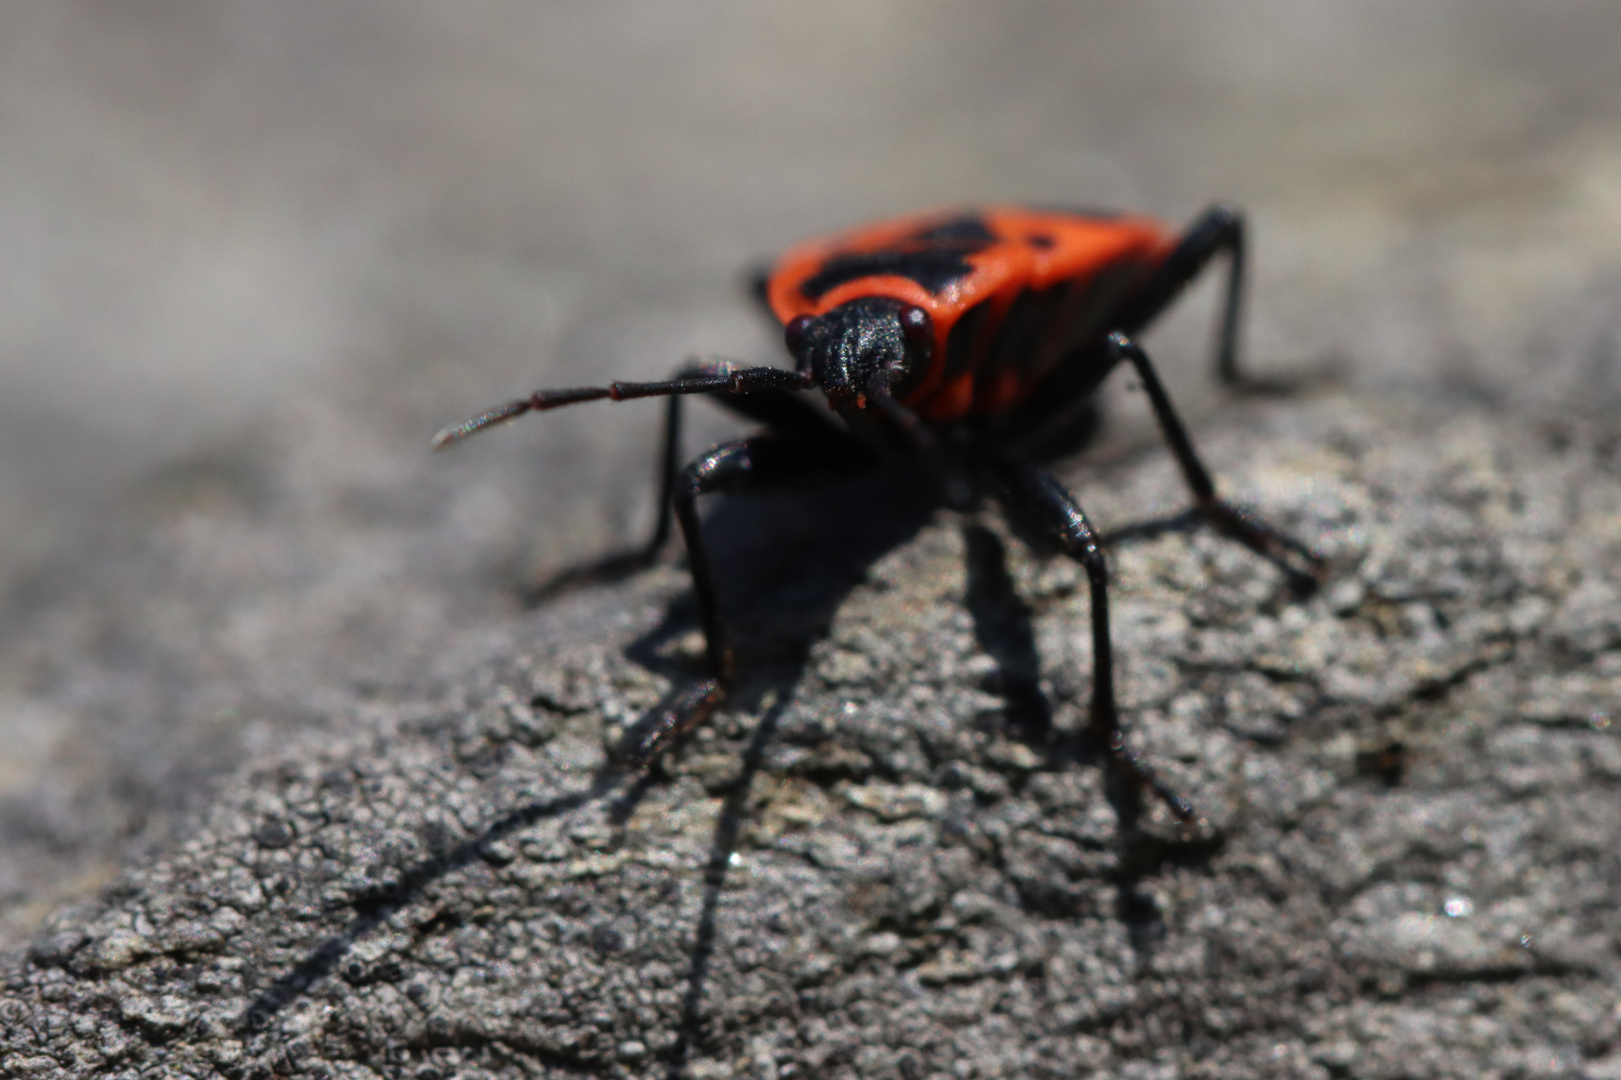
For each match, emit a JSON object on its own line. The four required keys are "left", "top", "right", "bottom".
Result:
{"left": 672, "top": 446, "right": 756, "bottom": 677}
{"left": 1041, "top": 478, "right": 1110, "bottom": 586}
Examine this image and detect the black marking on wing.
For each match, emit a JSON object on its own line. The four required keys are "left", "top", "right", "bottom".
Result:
{"left": 799, "top": 250, "right": 977, "bottom": 298}
{"left": 799, "top": 214, "right": 996, "bottom": 299}
{"left": 910, "top": 216, "right": 996, "bottom": 244}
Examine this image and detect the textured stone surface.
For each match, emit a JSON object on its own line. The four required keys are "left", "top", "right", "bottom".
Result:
{"left": 8, "top": 0, "right": 1621, "bottom": 956}
{"left": 5, "top": 393, "right": 1620, "bottom": 1078}
{"left": 5, "top": 3, "right": 1621, "bottom": 1077}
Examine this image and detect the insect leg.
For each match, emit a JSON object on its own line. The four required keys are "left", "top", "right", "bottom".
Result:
{"left": 991, "top": 453, "right": 1196, "bottom": 822}
{"left": 522, "top": 392, "right": 686, "bottom": 600}
{"left": 644, "top": 366, "right": 854, "bottom": 558}
{"left": 511, "top": 363, "right": 853, "bottom": 600}
{"left": 1116, "top": 203, "right": 1248, "bottom": 385}
{"left": 627, "top": 431, "right": 875, "bottom": 767}
{"left": 1107, "top": 333, "right": 1325, "bottom": 588}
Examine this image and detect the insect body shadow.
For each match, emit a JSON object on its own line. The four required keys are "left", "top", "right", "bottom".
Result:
{"left": 649, "top": 473, "right": 1245, "bottom": 1072}
{"left": 236, "top": 468, "right": 936, "bottom": 1050}
{"left": 237, "top": 768, "right": 647, "bottom": 1033}
{"left": 623, "top": 461, "right": 941, "bottom": 683}
{"left": 242, "top": 458, "right": 1237, "bottom": 1057}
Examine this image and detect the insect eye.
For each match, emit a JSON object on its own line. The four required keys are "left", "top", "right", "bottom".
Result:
{"left": 783, "top": 315, "right": 814, "bottom": 356}
{"left": 899, "top": 305, "right": 933, "bottom": 355}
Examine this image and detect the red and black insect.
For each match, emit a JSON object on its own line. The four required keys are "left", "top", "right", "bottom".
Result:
{"left": 433, "top": 204, "right": 1324, "bottom": 821}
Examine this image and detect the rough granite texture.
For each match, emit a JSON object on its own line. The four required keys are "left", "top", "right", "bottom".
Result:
{"left": 5, "top": 392, "right": 1619, "bottom": 1079}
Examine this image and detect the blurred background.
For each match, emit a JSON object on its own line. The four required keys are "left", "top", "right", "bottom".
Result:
{"left": 2, "top": 0, "right": 1620, "bottom": 948}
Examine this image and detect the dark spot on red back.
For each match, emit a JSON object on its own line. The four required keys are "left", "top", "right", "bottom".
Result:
{"left": 909, "top": 216, "right": 996, "bottom": 244}
{"left": 799, "top": 215, "right": 996, "bottom": 299}
{"left": 799, "top": 250, "right": 975, "bottom": 298}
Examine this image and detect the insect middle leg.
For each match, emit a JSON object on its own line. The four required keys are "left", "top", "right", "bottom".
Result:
{"left": 990, "top": 453, "right": 1196, "bottom": 822}
{"left": 626, "top": 429, "right": 874, "bottom": 767}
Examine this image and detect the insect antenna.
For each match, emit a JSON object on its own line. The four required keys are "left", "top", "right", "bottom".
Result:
{"left": 430, "top": 388, "right": 614, "bottom": 450}
{"left": 431, "top": 365, "right": 812, "bottom": 451}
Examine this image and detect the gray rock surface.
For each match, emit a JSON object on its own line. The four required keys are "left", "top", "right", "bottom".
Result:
{"left": 4, "top": 3, "right": 1621, "bottom": 1078}
{"left": 5, "top": 392, "right": 1621, "bottom": 1078}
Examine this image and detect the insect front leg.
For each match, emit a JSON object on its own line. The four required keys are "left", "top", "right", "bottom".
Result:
{"left": 991, "top": 453, "right": 1197, "bottom": 823}
{"left": 598, "top": 358, "right": 844, "bottom": 569}
{"left": 626, "top": 431, "right": 874, "bottom": 767}
{"left": 524, "top": 395, "right": 684, "bottom": 602}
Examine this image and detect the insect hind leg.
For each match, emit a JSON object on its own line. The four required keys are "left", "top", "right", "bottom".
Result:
{"left": 1116, "top": 203, "right": 1267, "bottom": 389}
